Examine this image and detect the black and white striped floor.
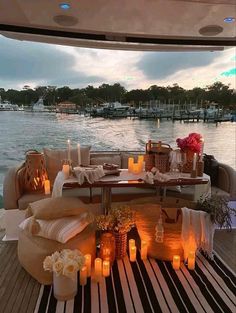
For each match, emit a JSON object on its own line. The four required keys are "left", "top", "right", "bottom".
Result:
{"left": 34, "top": 251, "right": 236, "bottom": 313}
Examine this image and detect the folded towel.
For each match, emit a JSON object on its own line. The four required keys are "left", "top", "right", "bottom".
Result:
{"left": 52, "top": 171, "right": 66, "bottom": 198}
{"left": 181, "top": 207, "right": 215, "bottom": 259}
{"left": 74, "top": 166, "right": 104, "bottom": 184}
{"left": 52, "top": 167, "right": 105, "bottom": 198}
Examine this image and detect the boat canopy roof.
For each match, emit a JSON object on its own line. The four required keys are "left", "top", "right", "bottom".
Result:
{"left": 0, "top": 0, "right": 235, "bottom": 51}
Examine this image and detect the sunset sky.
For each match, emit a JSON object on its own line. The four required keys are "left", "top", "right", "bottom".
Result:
{"left": 0, "top": 35, "right": 235, "bottom": 91}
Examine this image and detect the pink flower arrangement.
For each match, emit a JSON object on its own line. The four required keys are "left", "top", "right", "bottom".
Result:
{"left": 176, "top": 133, "right": 202, "bottom": 153}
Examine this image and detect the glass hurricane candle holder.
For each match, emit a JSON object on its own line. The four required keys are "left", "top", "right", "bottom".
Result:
{"left": 100, "top": 232, "right": 115, "bottom": 264}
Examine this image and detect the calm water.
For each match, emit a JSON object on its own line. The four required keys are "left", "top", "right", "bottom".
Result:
{"left": 0, "top": 111, "right": 235, "bottom": 200}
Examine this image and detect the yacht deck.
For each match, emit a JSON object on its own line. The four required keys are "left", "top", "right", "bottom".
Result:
{"left": 0, "top": 229, "right": 235, "bottom": 313}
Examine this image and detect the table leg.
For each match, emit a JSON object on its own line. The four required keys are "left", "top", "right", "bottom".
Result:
{"left": 101, "top": 187, "right": 112, "bottom": 215}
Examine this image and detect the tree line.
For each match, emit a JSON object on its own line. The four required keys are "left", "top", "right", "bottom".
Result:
{"left": 0, "top": 82, "right": 235, "bottom": 109}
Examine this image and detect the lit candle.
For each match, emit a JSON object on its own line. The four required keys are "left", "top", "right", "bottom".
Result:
{"left": 129, "top": 239, "right": 135, "bottom": 255}
{"left": 130, "top": 246, "right": 137, "bottom": 262}
{"left": 80, "top": 265, "right": 87, "bottom": 286}
{"left": 77, "top": 143, "right": 81, "bottom": 166}
{"left": 102, "top": 260, "right": 110, "bottom": 277}
{"left": 94, "top": 258, "right": 102, "bottom": 282}
{"left": 132, "top": 163, "right": 140, "bottom": 174}
{"left": 128, "top": 157, "right": 134, "bottom": 172}
{"left": 172, "top": 255, "right": 180, "bottom": 270}
{"left": 84, "top": 254, "right": 91, "bottom": 277}
{"left": 200, "top": 139, "right": 204, "bottom": 161}
{"left": 141, "top": 240, "right": 148, "bottom": 260}
{"left": 44, "top": 180, "right": 50, "bottom": 195}
{"left": 188, "top": 251, "right": 195, "bottom": 270}
{"left": 192, "top": 153, "right": 197, "bottom": 171}
{"left": 138, "top": 155, "right": 144, "bottom": 172}
{"left": 67, "top": 139, "right": 71, "bottom": 163}
{"left": 62, "top": 164, "right": 70, "bottom": 178}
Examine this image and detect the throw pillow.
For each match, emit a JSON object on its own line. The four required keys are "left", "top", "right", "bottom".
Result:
{"left": 43, "top": 146, "right": 91, "bottom": 182}
{"left": 19, "top": 213, "right": 91, "bottom": 243}
{"left": 26, "top": 197, "right": 89, "bottom": 220}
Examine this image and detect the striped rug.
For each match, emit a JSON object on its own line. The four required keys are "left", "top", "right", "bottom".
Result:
{"left": 34, "top": 251, "right": 236, "bottom": 313}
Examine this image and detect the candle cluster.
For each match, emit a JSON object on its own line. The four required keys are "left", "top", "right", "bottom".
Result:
{"left": 128, "top": 156, "right": 144, "bottom": 174}
{"left": 129, "top": 239, "right": 148, "bottom": 262}
{"left": 79, "top": 254, "right": 111, "bottom": 285}
{"left": 172, "top": 251, "right": 196, "bottom": 271}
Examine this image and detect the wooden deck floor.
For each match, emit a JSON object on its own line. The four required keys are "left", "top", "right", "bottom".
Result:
{"left": 0, "top": 229, "right": 235, "bottom": 313}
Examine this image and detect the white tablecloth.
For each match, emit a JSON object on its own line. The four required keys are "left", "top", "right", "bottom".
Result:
{"left": 52, "top": 169, "right": 211, "bottom": 201}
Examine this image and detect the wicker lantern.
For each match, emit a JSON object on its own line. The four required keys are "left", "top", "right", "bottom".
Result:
{"left": 23, "top": 150, "right": 48, "bottom": 192}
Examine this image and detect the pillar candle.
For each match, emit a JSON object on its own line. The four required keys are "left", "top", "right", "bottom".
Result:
{"left": 129, "top": 239, "right": 135, "bottom": 255}
{"left": 130, "top": 246, "right": 137, "bottom": 262}
{"left": 94, "top": 258, "right": 102, "bottom": 282}
{"left": 200, "top": 139, "right": 204, "bottom": 161}
{"left": 141, "top": 240, "right": 148, "bottom": 260}
{"left": 192, "top": 153, "right": 197, "bottom": 171}
{"left": 132, "top": 163, "right": 140, "bottom": 174}
{"left": 62, "top": 164, "right": 70, "bottom": 178}
{"left": 77, "top": 143, "right": 81, "bottom": 166}
{"left": 102, "top": 260, "right": 110, "bottom": 277}
{"left": 80, "top": 265, "right": 87, "bottom": 286}
{"left": 67, "top": 139, "right": 71, "bottom": 163}
{"left": 44, "top": 180, "right": 50, "bottom": 195}
{"left": 84, "top": 254, "right": 91, "bottom": 277}
{"left": 138, "top": 155, "right": 144, "bottom": 172}
{"left": 172, "top": 255, "right": 180, "bottom": 270}
{"left": 128, "top": 157, "right": 134, "bottom": 172}
{"left": 188, "top": 251, "right": 195, "bottom": 270}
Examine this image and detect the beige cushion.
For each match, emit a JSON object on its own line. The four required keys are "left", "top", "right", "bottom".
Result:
{"left": 90, "top": 154, "right": 121, "bottom": 168}
{"left": 132, "top": 203, "right": 184, "bottom": 261}
{"left": 18, "top": 193, "right": 51, "bottom": 210}
{"left": 44, "top": 147, "right": 91, "bottom": 182}
{"left": 19, "top": 213, "right": 91, "bottom": 243}
{"left": 18, "top": 223, "right": 96, "bottom": 284}
{"left": 26, "top": 197, "right": 89, "bottom": 220}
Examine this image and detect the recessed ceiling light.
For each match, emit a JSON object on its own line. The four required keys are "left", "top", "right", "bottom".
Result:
{"left": 53, "top": 15, "right": 78, "bottom": 26}
{"left": 60, "top": 3, "right": 70, "bottom": 10}
{"left": 199, "top": 25, "right": 223, "bottom": 36}
{"left": 224, "top": 17, "right": 235, "bottom": 23}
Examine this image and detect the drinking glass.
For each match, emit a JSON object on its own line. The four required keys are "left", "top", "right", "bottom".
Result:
{"left": 179, "top": 152, "right": 187, "bottom": 175}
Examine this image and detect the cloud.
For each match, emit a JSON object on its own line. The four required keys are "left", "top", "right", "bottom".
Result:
{"left": 0, "top": 34, "right": 235, "bottom": 91}
{"left": 137, "top": 51, "right": 221, "bottom": 80}
{"left": 0, "top": 36, "right": 103, "bottom": 89}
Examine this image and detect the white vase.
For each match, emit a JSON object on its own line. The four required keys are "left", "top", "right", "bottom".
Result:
{"left": 53, "top": 272, "right": 78, "bottom": 301}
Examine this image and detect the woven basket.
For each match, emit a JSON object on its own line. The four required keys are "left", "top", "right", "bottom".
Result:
{"left": 145, "top": 141, "right": 171, "bottom": 172}
{"left": 114, "top": 231, "right": 127, "bottom": 259}
{"left": 23, "top": 150, "right": 47, "bottom": 192}
{"left": 134, "top": 204, "right": 184, "bottom": 261}
{"left": 155, "top": 154, "right": 170, "bottom": 173}
{"left": 144, "top": 154, "right": 155, "bottom": 171}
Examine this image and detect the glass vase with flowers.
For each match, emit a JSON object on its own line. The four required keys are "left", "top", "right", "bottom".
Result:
{"left": 43, "top": 249, "right": 85, "bottom": 300}
{"left": 176, "top": 133, "right": 202, "bottom": 172}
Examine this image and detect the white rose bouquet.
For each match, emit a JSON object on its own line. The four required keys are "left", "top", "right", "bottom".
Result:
{"left": 43, "top": 249, "right": 85, "bottom": 279}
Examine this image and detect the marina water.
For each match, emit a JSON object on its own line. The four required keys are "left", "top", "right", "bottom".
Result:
{"left": 0, "top": 111, "right": 235, "bottom": 205}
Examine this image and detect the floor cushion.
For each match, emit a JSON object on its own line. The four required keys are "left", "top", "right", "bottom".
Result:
{"left": 18, "top": 223, "right": 96, "bottom": 285}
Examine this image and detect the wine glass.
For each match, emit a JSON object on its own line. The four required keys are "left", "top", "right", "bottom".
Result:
{"left": 179, "top": 152, "right": 187, "bottom": 176}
